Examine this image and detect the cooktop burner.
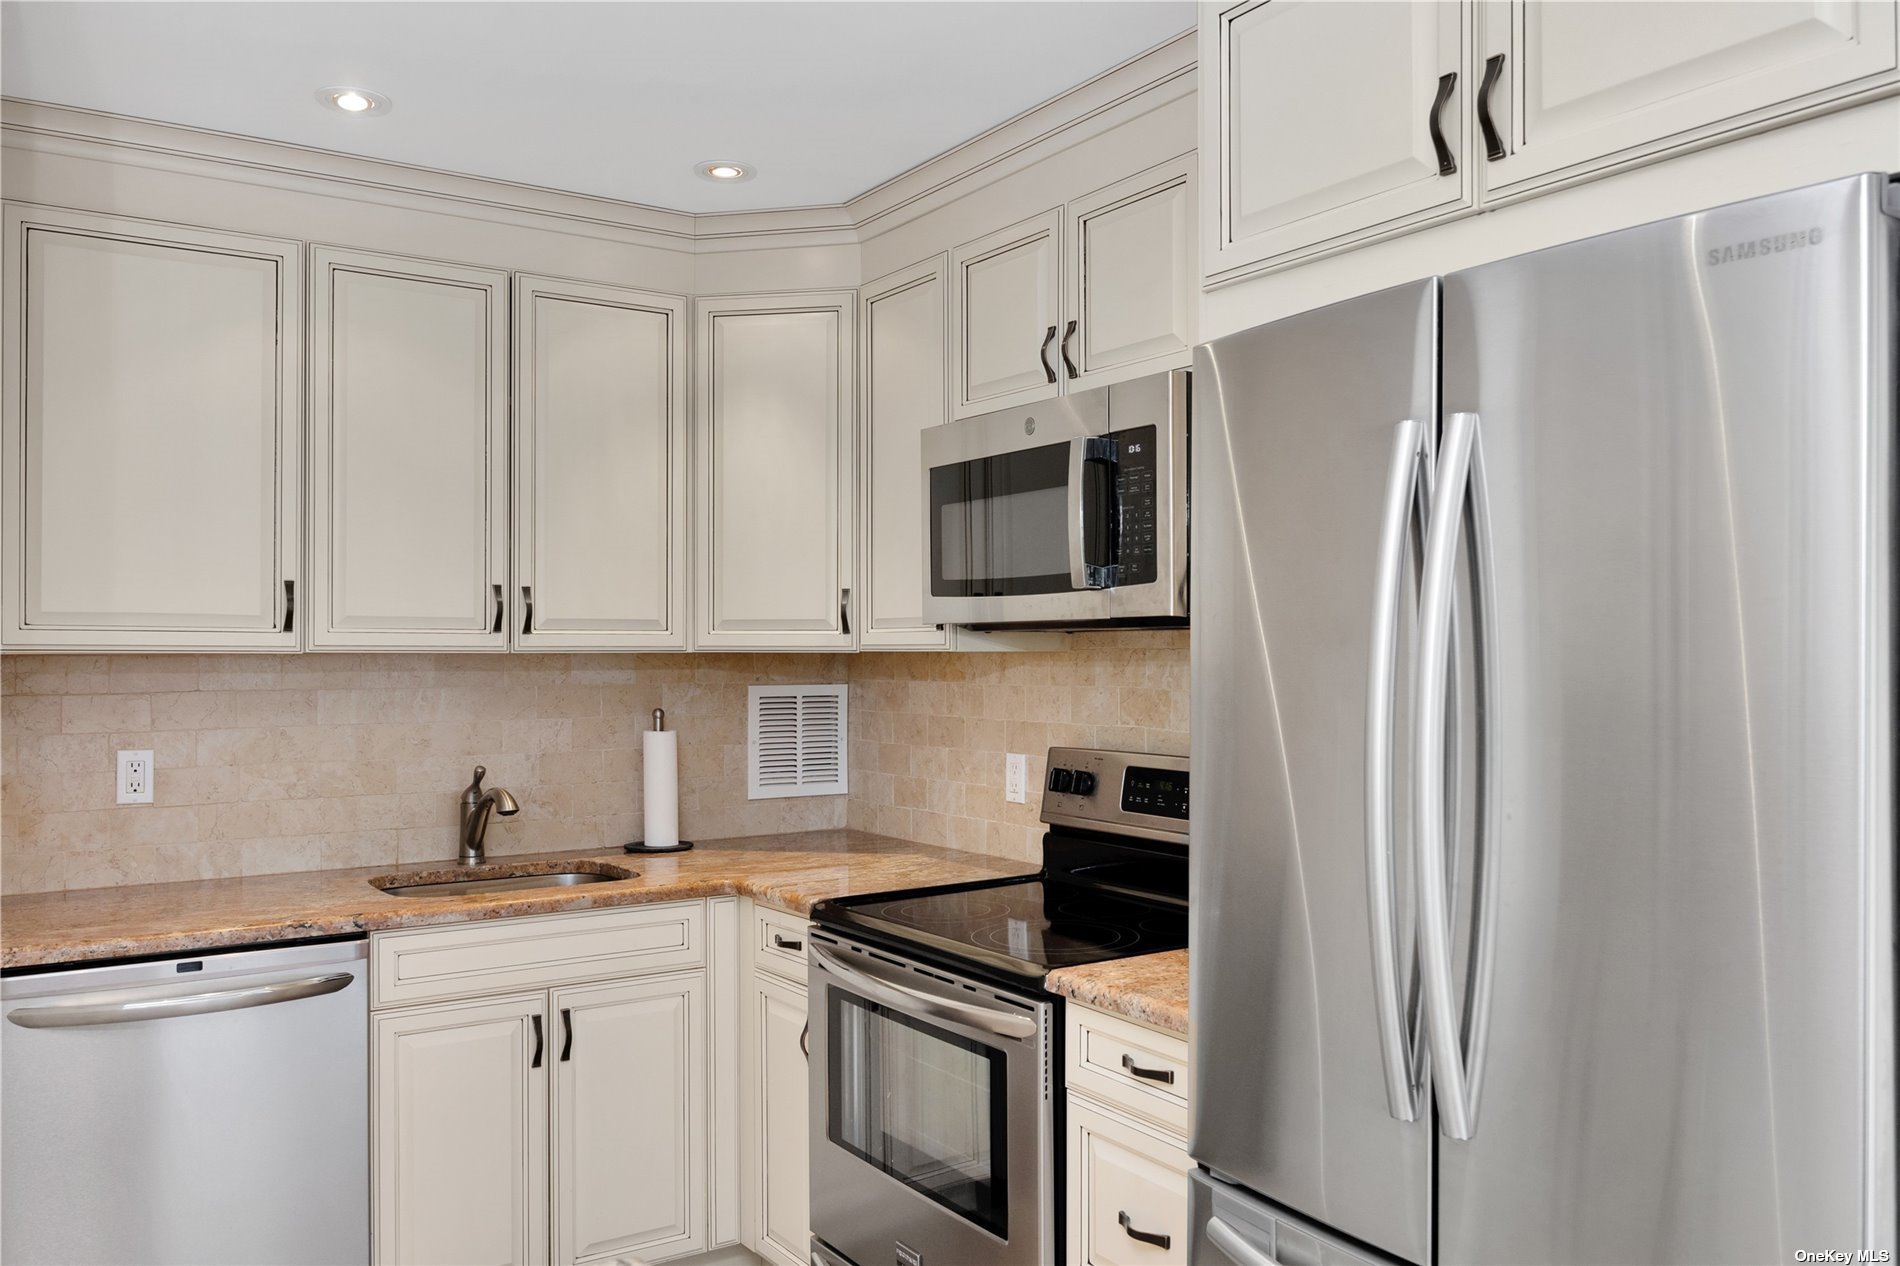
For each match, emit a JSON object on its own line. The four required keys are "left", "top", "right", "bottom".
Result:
{"left": 818, "top": 875, "right": 1187, "bottom": 979}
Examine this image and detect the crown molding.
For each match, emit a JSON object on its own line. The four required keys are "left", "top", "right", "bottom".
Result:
{"left": 1, "top": 31, "right": 1196, "bottom": 258}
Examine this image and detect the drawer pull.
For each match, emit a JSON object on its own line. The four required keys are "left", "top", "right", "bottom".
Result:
{"left": 1119, "top": 1210, "right": 1171, "bottom": 1250}
{"left": 772, "top": 933, "right": 803, "bottom": 952}
{"left": 1121, "top": 1053, "right": 1176, "bottom": 1084}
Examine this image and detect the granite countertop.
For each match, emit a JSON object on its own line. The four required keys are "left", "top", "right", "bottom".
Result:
{"left": 1047, "top": 947, "right": 1189, "bottom": 1035}
{"left": 0, "top": 829, "right": 1036, "bottom": 971}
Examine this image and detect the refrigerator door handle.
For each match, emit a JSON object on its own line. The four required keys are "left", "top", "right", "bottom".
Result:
{"left": 1414, "top": 409, "right": 1501, "bottom": 1142}
{"left": 1366, "top": 417, "right": 1430, "bottom": 1122}
{"left": 1206, "top": 1216, "right": 1284, "bottom": 1266}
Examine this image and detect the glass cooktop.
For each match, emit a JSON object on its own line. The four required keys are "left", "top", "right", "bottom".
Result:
{"left": 816, "top": 876, "right": 1188, "bottom": 980}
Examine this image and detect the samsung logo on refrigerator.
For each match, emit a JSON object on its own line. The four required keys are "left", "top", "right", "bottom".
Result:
{"left": 1706, "top": 227, "right": 1824, "bottom": 266}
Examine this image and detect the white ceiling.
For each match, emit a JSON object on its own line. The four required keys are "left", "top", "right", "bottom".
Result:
{"left": 0, "top": 1, "right": 1195, "bottom": 213}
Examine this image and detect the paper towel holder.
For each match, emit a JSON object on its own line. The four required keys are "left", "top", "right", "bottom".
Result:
{"left": 627, "top": 708, "right": 695, "bottom": 853}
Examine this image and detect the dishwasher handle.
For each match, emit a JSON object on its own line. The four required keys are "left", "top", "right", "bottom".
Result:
{"left": 6, "top": 971, "right": 356, "bottom": 1029}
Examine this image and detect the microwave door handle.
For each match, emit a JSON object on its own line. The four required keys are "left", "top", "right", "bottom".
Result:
{"left": 810, "top": 942, "right": 1038, "bottom": 1040}
{"left": 1067, "top": 436, "right": 1117, "bottom": 590}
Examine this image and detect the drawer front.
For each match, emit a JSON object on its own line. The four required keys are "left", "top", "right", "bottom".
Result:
{"left": 1066, "top": 1004, "right": 1191, "bottom": 1137}
{"left": 372, "top": 902, "right": 704, "bottom": 1009}
{"left": 750, "top": 903, "right": 810, "bottom": 982}
{"left": 1067, "top": 1099, "right": 1192, "bottom": 1266}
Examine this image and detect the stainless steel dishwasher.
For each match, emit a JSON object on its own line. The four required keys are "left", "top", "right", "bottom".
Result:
{"left": 2, "top": 939, "right": 369, "bottom": 1265}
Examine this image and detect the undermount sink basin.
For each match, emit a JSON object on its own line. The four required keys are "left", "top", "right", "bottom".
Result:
{"left": 371, "top": 861, "right": 636, "bottom": 898}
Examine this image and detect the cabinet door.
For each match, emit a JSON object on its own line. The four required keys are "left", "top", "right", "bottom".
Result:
{"left": 552, "top": 974, "right": 707, "bottom": 1265}
{"left": 746, "top": 970, "right": 810, "bottom": 1266}
{"left": 1, "top": 205, "right": 300, "bottom": 649}
{"left": 951, "top": 208, "right": 1063, "bottom": 418}
{"left": 513, "top": 275, "right": 688, "bottom": 651}
{"left": 310, "top": 246, "right": 509, "bottom": 649}
{"left": 693, "top": 293, "right": 855, "bottom": 650}
{"left": 1202, "top": 0, "right": 1472, "bottom": 278}
{"left": 1065, "top": 155, "right": 1198, "bottom": 392}
{"left": 858, "top": 256, "right": 951, "bottom": 650}
{"left": 374, "top": 995, "right": 549, "bottom": 1266}
{"left": 1066, "top": 1099, "right": 1192, "bottom": 1266}
{"left": 1477, "top": 0, "right": 1899, "bottom": 195}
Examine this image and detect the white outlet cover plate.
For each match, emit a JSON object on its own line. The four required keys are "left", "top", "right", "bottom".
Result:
{"left": 117, "top": 749, "right": 154, "bottom": 805}
{"left": 1005, "top": 753, "right": 1028, "bottom": 804}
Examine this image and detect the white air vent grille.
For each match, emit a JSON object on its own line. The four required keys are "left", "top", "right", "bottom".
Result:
{"left": 747, "top": 684, "right": 848, "bottom": 799}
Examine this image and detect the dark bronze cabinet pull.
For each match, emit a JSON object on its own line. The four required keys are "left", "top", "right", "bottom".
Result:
{"left": 281, "top": 579, "right": 296, "bottom": 633}
{"left": 1428, "top": 71, "right": 1458, "bottom": 176}
{"left": 772, "top": 933, "right": 803, "bottom": 952}
{"left": 1121, "top": 1053, "right": 1176, "bottom": 1084}
{"left": 530, "top": 1013, "right": 543, "bottom": 1069}
{"left": 1060, "top": 320, "right": 1080, "bottom": 379}
{"left": 1478, "top": 53, "right": 1507, "bottom": 161}
{"left": 560, "top": 1007, "right": 573, "bottom": 1062}
{"left": 521, "top": 585, "right": 533, "bottom": 635}
{"left": 490, "top": 583, "right": 504, "bottom": 634}
{"left": 1118, "top": 1210, "right": 1171, "bottom": 1249}
{"left": 1039, "top": 324, "right": 1059, "bottom": 384}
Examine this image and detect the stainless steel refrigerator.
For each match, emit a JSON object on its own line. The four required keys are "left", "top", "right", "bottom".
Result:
{"left": 1189, "top": 173, "right": 1898, "bottom": 1266}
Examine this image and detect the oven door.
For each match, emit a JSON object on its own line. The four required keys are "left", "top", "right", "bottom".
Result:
{"left": 808, "top": 932, "right": 1054, "bottom": 1266}
{"left": 921, "top": 390, "right": 1116, "bottom": 627}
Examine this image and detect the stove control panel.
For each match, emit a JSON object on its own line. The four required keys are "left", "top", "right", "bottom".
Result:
{"left": 1041, "top": 746, "right": 1189, "bottom": 843}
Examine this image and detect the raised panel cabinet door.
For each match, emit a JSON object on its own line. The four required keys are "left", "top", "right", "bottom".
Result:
{"left": 552, "top": 973, "right": 707, "bottom": 1265}
{"left": 1202, "top": 0, "right": 1472, "bottom": 279}
{"left": 1065, "top": 1100, "right": 1192, "bottom": 1266}
{"left": 950, "top": 208, "right": 1063, "bottom": 418}
{"left": 693, "top": 294, "right": 855, "bottom": 651}
{"left": 373, "top": 995, "right": 549, "bottom": 1266}
{"left": 1477, "top": 0, "right": 1900, "bottom": 195}
{"left": 750, "top": 971, "right": 811, "bottom": 1266}
{"left": 859, "top": 256, "right": 952, "bottom": 650}
{"left": 310, "top": 246, "right": 508, "bottom": 649}
{"left": 1, "top": 206, "right": 300, "bottom": 649}
{"left": 513, "top": 275, "right": 688, "bottom": 651}
{"left": 1066, "top": 155, "right": 1199, "bottom": 392}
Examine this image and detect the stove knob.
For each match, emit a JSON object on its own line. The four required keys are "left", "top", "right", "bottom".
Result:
{"left": 1048, "top": 768, "right": 1075, "bottom": 794}
{"left": 1071, "top": 770, "right": 1097, "bottom": 796}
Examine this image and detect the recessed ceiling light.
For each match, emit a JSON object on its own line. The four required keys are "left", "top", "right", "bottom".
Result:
{"left": 317, "top": 86, "right": 390, "bottom": 116}
{"left": 695, "top": 160, "right": 754, "bottom": 183}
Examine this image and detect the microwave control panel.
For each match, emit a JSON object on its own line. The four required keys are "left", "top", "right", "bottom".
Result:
{"left": 1115, "top": 424, "right": 1160, "bottom": 586}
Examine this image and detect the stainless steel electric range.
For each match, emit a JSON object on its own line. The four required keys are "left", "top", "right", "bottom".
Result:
{"left": 806, "top": 747, "right": 1189, "bottom": 1266}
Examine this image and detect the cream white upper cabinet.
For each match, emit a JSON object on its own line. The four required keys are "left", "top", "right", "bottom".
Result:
{"left": 309, "top": 246, "right": 508, "bottom": 650}
{"left": 1477, "top": 0, "right": 1900, "bottom": 195}
{"left": 1065, "top": 155, "right": 1199, "bottom": 391}
{"left": 951, "top": 208, "right": 1064, "bottom": 418}
{"left": 552, "top": 974, "right": 706, "bottom": 1265}
{"left": 1202, "top": 0, "right": 1472, "bottom": 278}
{"left": 1, "top": 205, "right": 300, "bottom": 650}
{"left": 693, "top": 293, "right": 855, "bottom": 651}
{"left": 373, "top": 995, "right": 549, "bottom": 1266}
{"left": 858, "top": 256, "right": 952, "bottom": 650}
{"left": 746, "top": 968, "right": 812, "bottom": 1266}
{"left": 512, "top": 275, "right": 688, "bottom": 651}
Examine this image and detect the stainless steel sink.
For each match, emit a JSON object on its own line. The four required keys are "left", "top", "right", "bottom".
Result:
{"left": 372, "top": 862, "right": 635, "bottom": 898}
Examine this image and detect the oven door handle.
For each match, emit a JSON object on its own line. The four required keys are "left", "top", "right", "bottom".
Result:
{"left": 810, "top": 942, "right": 1039, "bottom": 1039}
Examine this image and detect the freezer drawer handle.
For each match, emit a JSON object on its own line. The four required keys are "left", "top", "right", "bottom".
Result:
{"left": 1206, "top": 1216, "right": 1282, "bottom": 1266}
{"left": 1118, "top": 1211, "right": 1170, "bottom": 1249}
{"left": 1120, "top": 1053, "right": 1175, "bottom": 1084}
{"left": 6, "top": 972, "right": 353, "bottom": 1028}
{"left": 811, "top": 941, "right": 1038, "bottom": 1039}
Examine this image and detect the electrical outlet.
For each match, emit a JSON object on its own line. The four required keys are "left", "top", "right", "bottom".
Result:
{"left": 117, "top": 750, "right": 154, "bottom": 805}
{"left": 1005, "top": 753, "right": 1028, "bottom": 804}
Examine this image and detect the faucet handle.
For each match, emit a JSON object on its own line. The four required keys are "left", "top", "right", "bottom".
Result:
{"left": 464, "top": 765, "right": 488, "bottom": 799}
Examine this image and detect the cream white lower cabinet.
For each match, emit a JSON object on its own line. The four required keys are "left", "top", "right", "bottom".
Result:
{"left": 1065, "top": 1003, "right": 1192, "bottom": 1266}
{"left": 371, "top": 901, "right": 740, "bottom": 1266}
{"left": 740, "top": 902, "right": 812, "bottom": 1266}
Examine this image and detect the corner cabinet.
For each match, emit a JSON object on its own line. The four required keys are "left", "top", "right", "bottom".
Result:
{"left": 693, "top": 292, "right": 856, "bottom": 651}
{"left": 512, "top": 275, "right": 689, "bottom": 651}
{"left": 858, "top": 256, "right": 952, "bottom": 650}
{"left": 308, "top": 246, "right": 510, "bottom": 650}
{"left": 1, "top": 205, "right": 302, "bottom": 650}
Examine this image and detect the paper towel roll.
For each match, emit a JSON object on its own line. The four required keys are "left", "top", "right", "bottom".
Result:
{"left": 642, "top": 729, "right": 680, "bottom": 849}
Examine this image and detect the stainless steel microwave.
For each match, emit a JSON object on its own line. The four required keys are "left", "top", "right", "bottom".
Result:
{"left": 921, "top": 368, "right": 1188, "bottom": 628}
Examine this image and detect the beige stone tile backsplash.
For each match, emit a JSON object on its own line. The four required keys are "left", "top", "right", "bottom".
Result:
{"left": 0, "top": 631, "right": 1188, "bottom": 893}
